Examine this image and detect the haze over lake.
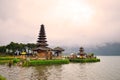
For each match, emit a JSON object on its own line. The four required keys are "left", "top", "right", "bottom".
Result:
{"left": 0, "top": 0, "right": 120, "bottom": 49}
{"left": 0, "top": 56, "right": 120, "bottom": 80}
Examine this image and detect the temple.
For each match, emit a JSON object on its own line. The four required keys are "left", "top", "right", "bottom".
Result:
{"left": 78, "top": 47, "right": 86, "bottom": 58}
{"left": 34, "top": 24, "right": 52, "bottom": 59}
{"left": 37, "top": 24, "right": 48, "bottom": 48}
{"left": 53, "top": 47, "right": 64, "bottom": 58}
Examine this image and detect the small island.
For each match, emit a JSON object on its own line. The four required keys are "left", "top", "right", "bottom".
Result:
{"left": 69, "top": 47, "right": 100, "bottom": 63}
{"left": 0, "top": 24, "right": 100, "bottom": 66}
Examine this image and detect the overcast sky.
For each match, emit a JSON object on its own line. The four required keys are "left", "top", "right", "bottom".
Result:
{"left": 0, "top": 0, "right": 120, "bottom": 48}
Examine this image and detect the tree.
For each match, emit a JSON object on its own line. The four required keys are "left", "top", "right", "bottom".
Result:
{"left": 0, "top": 46, "right": 6, "bottom": 53}
{"left": 0, "top": 42, "right": 36, "bottom": 55}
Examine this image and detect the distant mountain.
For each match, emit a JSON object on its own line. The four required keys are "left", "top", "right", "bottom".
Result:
{"left": 63, "top": 43, "right": 120, "bottom": 56}
{"left": 90, "top": 43, "right": 120, "bottom": 55}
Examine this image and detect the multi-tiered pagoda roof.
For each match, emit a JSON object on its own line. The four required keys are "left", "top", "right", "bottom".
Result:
{"left": 35, "top": 24, "right": 52, "bottom": 51}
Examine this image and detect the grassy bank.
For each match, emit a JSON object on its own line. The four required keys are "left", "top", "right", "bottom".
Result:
{"left": 0, "top": 75, "right": 6, "bottom": 80}
{"left": 0, "top": 56, "right": 100, "bottom": 66}
{"left": 0, "top": 57, "right": 69, "bottom": 66}
{"left": 0, "top": 57, "right": 20, "bottom": 65}
{"left": 0, "top": 60, "right": 10, "bottom": 64}
{"left": 70, "top": 58, "right": 100, "bottom": 63}
{"left": 0, "top": 57, "right": 14, "bottom": 60}
{"left": 25, "top": 59, "right": 69, "bottom": 66}
{"left": 0, "top": 57, "right": 14, "bottom": 64}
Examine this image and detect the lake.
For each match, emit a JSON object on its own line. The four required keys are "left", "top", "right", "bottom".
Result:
{"left": 0, "top": 56, "right": 120, "bottom": 80}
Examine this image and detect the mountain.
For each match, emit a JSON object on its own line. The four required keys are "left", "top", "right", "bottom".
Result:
{"left": 63, "top": 43, "right": 120, "bottom": 56}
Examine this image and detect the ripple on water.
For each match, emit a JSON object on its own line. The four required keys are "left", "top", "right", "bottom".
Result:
{"left": 0, "top": 56, "right": 120, "bottom": 80}
{"left": 0, "top": 65, "right": 35, "bottom": 80}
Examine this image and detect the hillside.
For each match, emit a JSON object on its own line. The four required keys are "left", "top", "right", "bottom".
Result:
{"left": 63, "top": 43, "right": 120, "bottom": 56}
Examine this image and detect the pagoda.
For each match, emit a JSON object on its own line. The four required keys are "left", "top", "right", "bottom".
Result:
{"left": 37, "top": 24, "right": 48, "bottom": 48}
{"left": 35, "top": 24, "right": 52, "bottom": 59}
{"left": 78, "top": 47, "right": 86, "bottom": 58}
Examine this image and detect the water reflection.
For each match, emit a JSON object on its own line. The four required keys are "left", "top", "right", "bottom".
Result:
{"left": 0, "top": 65, "right": 35, "bottom": 80}
{"left": 60, "top": 63, "right": 89, "bottom": 80}
{"left": 34, "top": 65, "right": 62, "bottom": 80}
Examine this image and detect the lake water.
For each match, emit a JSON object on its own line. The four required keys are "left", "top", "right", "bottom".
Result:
{"left": 0, "top": 56, "right": 120, "bottom": 80}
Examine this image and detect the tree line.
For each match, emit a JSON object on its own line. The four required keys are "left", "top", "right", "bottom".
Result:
{"left": 0, "top": 42, "right": 36, "bottom": 55}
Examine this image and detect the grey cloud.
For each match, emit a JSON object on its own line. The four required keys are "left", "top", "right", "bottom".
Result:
{"left": 0, "top": 0, "right": 120, "bottom": 48}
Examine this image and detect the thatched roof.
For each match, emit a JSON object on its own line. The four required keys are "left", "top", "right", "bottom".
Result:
{"left": 53, "top": 47, "right": 64, "bottom": 51}
{"left": 33, "top": 47, "right": 52, "bottom": 51}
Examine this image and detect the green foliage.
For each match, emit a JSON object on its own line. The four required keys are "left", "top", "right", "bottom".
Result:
{"left": 26, "top": 43, "right": 36, "bottom": 49}
{"left": 0, "top": 57, "right": 21, "bottom": 65}
{"left": 0, "top": 46, "right": 6, "bottom": 53}
{"left": 70, "top": 58, "right": 100, "bottom": 63}
{"left": 22, "top": 61, "right": 29, "bottom": 67}
{"left": 0, "top": 57, "right": 14, "bottom": 60}
{"left": 5, "top": 42, "right": 36, "bottom": 51}
{"left": 0, "top": 57, "right": 13, "bottom": 64}
{"left": 25, "top": 59, "right": 69, "bottom": 66}
{"left": 0, "top": 75, "right": 6, "bottom": 80}
{"left": 0, "top": 60, "right": 10, "bottom": 64}
{"left": 6, "top": 42, "right": 19, "bottom": 51}
{"left": 13, "top": 58, "right": 20, "bottom": 63}
{"left": 0, "top": 42, "right": 36, "bottom": 55}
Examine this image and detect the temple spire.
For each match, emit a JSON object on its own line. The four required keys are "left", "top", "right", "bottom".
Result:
{"left": 37, "top": 24, "right": 48, "bottom": 47}
{"left": 40, "top": 24, "right": 46, "bottom": 37}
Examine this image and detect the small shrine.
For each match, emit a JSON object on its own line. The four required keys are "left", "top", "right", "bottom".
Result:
{"left": 53, "top": 47, "right": 64, "bottom": 57}
{"left": 34, "top": 24, "right": 52, "bottom": 59}
{"left": 78, "top": 47, "right": 86, "bottom": 58}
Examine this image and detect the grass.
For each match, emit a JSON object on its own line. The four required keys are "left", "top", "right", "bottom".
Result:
{"left": 0, "top": 60, "right": 10, "bottom": 64}
{"left": 0, "top": 57, "right": 14, "bottom": 64}
{"left": 0, "top": 57, "right": 69, "bottom": 66}
{"left": 0, "top": 75, "right": 6, "bottom": 80}
{"left": 70, "top": 58, "right": 100, "bottom": 63}
{"left": 0, "top": 57, "right": 14, "bottom": 60}
{"left": 25, "top": 59, "right": 70, "bottom": 66}
{"left": 0, "top": 57, "right": 20, "bottom": 65}
{"left": 0, "top": 56, "right": 100, "bottom": 66}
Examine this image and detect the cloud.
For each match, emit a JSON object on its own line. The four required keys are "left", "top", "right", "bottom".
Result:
{"left": 0, "top": 0, "right": 120, "bottom": 48}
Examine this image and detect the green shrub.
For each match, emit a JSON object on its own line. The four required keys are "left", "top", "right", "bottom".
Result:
{"left": 26, "top": 59, "right": 69, "bottom": 66}
{"left": 0, "top": 75, "right": 6, "bottom": 80}
{"left": 13, "top": 58, "right": 20, "bottom": 63}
